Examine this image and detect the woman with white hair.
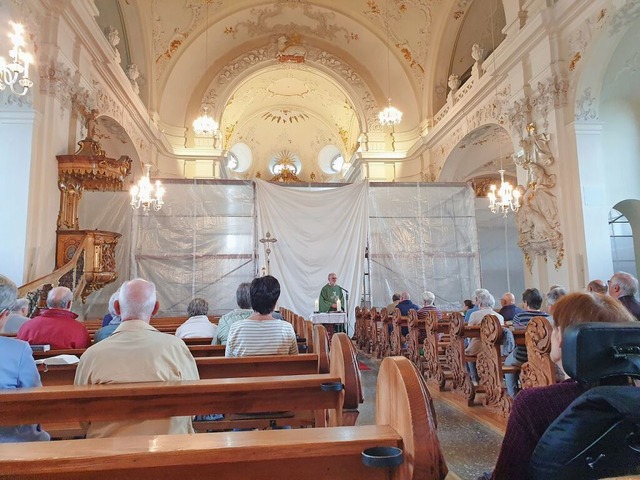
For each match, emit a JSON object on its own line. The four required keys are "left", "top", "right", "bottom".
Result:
{"left": 465, "top": 289, "right": 504, "bottom": 383}
{"left": 94, "top": 290, "right": 122, "bottom": 343}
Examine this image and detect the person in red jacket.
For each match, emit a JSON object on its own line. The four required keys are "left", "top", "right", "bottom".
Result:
{"left": 17, "top": 286, "right": 90, "bottom": 349}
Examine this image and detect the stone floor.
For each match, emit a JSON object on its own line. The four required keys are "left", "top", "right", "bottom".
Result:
{"left": 356, "top": 353, "right": 502, "bottom": 480}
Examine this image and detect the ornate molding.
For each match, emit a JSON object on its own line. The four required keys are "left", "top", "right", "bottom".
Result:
{"left": 202, "top": 39, "right": 381, "bottom": 133}
{"left": 532, "top": 74, "right": 569, "bottom": 131}
{"left": 575, "top": 87, "right": 599, "bottom": 121}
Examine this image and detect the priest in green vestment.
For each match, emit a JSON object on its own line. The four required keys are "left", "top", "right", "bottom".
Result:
{"left": 318, "top": 273, "right": 344, "bottom": 313}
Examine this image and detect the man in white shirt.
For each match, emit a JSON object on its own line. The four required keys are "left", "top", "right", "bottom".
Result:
{"left": 75, "top": 278, "right": 199, "bottom": 438}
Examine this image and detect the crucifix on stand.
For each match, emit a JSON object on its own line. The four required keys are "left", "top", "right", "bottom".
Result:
{"left": 259, "top": 231, "right": 277, "bottom": 276}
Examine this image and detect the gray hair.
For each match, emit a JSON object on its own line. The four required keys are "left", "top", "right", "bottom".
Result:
{"left": 400, "top": 291, "right": 411, "bottom": 301}
{"left": 611, "top": 272, "right": 638, "bottom": 296}
{"left": 476, "top": 290, "right": 495, "bottom": 308}
{"left": 473, "top": 288, "right": 485, "bottom": 302}
{"left": 546, "top": 286, "right": 567, "bottom": 306}
{"left": 118, "top": 278, "right": 157, "bottom": 321}
{"left": 0, "top": 275, "right": 17, "bottom": 313}
{"left": 108, "top": 291, "right": 119, "bottom": 316}
{"left": 236, "top": 282, "right": 251, "bottom": 309}
{"left": 187, "top": 297, "right": 209, "bottom": 317}
{"left": 47, "top": 286, "right": 73, "bottom": 309}
{"left": 422, "top": 291, "right": 435, "bottom": 306}
{"left": 11, "top": 298, "right": 29, "bottom": 313}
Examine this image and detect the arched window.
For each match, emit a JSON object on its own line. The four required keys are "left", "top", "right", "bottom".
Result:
{"left": 331, "top": 154, "right": 345, "bottom": 173}
{"left": 269, "top": 150, "right": 301, "bottom": 175}
{"left": 228, "top": 143, "right": 252, "bottom": 173}
{"left": 609, "top": 208, "right": 637, "bottom": 276}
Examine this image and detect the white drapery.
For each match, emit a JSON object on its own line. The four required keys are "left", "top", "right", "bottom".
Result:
{"left": 255, "top": 179, "right": 369, "bottom": 332}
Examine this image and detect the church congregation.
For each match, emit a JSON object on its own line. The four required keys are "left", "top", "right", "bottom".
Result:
{"left": 2, "top": 0, "right": 640, "bottom": 478}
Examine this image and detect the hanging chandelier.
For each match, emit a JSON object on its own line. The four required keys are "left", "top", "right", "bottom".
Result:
{"left": 378, "top": 0, "right": 402, "bottom": 127}
{"left": 488, "top": 169, "right": 520, "bottom": 216}
{"left": 192, "top": 1, "right": 218, "bottom": 137}
{"left": 378, "top": 99, "right": 403, "bottom": 126}
{"left": 130, "top": 164, "right": 165, "bottom": 213}
{"left": 193, "top": 105, "right": 218, "bottom": 136}
{"left": 0, "top": 22, "right": 33, "bottom": 96}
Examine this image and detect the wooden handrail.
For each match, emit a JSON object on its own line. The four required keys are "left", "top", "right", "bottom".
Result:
{"left": 18, "top": 236, "right": 89, "bottom": 298}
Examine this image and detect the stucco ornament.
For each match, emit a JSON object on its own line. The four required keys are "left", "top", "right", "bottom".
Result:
{"left": 276, "top": 35, "right": 306, "bottom": 63}
{"left": 515, "top": 124, "right": 564, "bottom": 272}
{"left": 127, "top": 64, "right": 140, "bottom": 95}
{"left": 106, "top": 26, "right": 121, "bottom": 63}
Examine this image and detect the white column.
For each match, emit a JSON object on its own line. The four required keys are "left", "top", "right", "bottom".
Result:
{"left": 570, "top": 121, "right": 613, "bottom": 281}
{"left": 0, "top": 108, "right": 36, "bottom": 284}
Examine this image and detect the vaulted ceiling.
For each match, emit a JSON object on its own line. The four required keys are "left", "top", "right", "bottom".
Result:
{"left": 94, "top": 0, "right": 505, "bottom": 181}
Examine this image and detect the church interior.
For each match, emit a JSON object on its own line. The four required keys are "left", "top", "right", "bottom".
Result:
{"left": 1, "top": 0, "right": 640, "bottom": 478}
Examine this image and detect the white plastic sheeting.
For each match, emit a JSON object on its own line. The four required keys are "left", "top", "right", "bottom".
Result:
{"left": 368, "top": 183, "right": 480, "bottom": 311}
{"left": 255, "top": 179, "right": 369, "bottom": 332}
{"left": 75, "top": 180, "right": 479, "bottom": 321}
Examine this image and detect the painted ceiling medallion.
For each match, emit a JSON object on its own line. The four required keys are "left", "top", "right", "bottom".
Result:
{"left": 267, "top": 77, "right": 310, "bottom": 97}
{"left": 262, "top": 109, "right": 310, "bottom": 124}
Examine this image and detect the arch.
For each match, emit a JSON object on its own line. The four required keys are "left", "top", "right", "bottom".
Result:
{"left": 439, "top": 123, "right": 515, "bottom": 183}
{"left": 612, "top": 200, "right": 640, "bottom": 278}
{"left": 95, "top": 115, "right": 143, "bottom": 177}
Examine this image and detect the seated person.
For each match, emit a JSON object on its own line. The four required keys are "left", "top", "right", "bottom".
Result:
{"left": 74, "top": 278, "right": 199, "bottom": 438}
{"left": 225, "top": 275, "right": 298, "bottom": 357}
{"left": 94, "top": 291, "right": 121, "bottom": 343}
{"left": 17, "top": 286, "right": 90, "bottom": 349}
{"left": 417, "top": 291, "right": 443, "bottom": 320}
{"left": 504, "top": 288, "right": 549, "bottom": 397}
{"left": 175, "top": 297, "right": 217, "bottom": 339}
{"left": 465, "top": 290, "right": 503, "bottom": 383}
{"left": 386, "top": 293, "right": 401, "bottom": 312}
{"left": 486, "top": 292, "right": 636, "bottom": 480}
{"left": 1, "top": 297, "right": 30, "bottom": 334}
{"left": 462, "top": 299, "right": 474, "bottom": 313}
{"left": 0, "top": 275, "right": 50, "bottom": 443}
{"left": 498, "top": 292, "right": 523, "bottom": 322}
{"left": 394, "top": 291, "right": 420, "bottom": 335}
{"left": 586, "top": 279, "right": 607, "bottom": 294}
{"left": 214, "top": 282, "right": 252, "bottom": 345}
{"left": 545, "top": 286, "right": 567, "bottom": 323}
{"left": 464, "top": 289, "right": 483, "bottom": 322}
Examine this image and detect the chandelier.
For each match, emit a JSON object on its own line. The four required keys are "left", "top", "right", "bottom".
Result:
{"left": 378, "top": 0, "right": 402, "bottom": 127}
{"left": 193, "top": 105, "right": 218, "bottom": 136}
{"left": 378, "top": 99, "right": 403, "bottom": 126}
{"left": 0, "top": 22, "right": 33, "bottom": 96}
{"left": 130, "top": 164, "right": 165, "bottom": 213}
{"left": 192, "top": 1, "right": 218, "bottom": 137}
{"left": 488, "top": 169, "right": 520, "bottom": 216}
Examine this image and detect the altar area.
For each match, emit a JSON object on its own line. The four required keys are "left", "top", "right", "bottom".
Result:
{"left": 77, "top": 179, "right": 479, "bottom": 332}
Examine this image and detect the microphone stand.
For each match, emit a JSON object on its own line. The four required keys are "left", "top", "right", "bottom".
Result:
{"left": 339, "top": 286, "right": 350, "bottom": 337}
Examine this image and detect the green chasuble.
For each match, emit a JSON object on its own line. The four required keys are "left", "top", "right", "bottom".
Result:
{"left": 319, "top": 284, "right": 345, "bottom": 312}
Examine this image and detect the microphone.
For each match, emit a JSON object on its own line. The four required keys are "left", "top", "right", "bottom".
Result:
{"left": 338, "top": 285, "right": 349, "bottom": 294}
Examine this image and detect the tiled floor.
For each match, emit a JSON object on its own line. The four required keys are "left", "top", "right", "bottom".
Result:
{"left": 356, "top": 353, "right": 502, "bottom": 480}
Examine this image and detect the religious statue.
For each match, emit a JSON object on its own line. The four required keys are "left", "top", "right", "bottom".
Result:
{"left": 518, "top": 123, "right": 554, "bottom": 169}
{"left": 106, "top": 26, "right": 121, "bottom": 63}
{"left": 471, "top": 43, "right": 485, "bottom": 63}
{"left": 127, "top": 63, "right": 140, "bottom": 95}
{"left": 447, "top": 74, "right": 461, "bottom": 103}
{"left": 515, "top": 162, "right": 564, "bottom": 271}
{"left": 471, "top": 43, "right": 485, "bottom": 78}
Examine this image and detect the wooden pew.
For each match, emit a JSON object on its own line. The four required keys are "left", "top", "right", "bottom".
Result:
{"left": 421, "top": 310, "right": 449, "bottom": 391}
{"left": 378, "top": 307, "right": 392, "bottom": 358}
{"left": 389, "top": 308, "right": 408, "bottom": 356}
{"left": 38, "top": 354, "right": 322, "bottom": 387}
{"left": 0, "top": 356, "right": 447, "bottom": 480}
{"left": 476, "top": 314, "right": 524, "bottom": 417}
{"left": 3, "top": 334, "right": 360, "bottom": 434}
{"left": 33, "top": 344, "right": 226, "bottom": 361}
{"left": 405, "top": 309, "right": 425, "bottom": 367}
{"left": 444, "top": 312, "right": 478, "bottom": 406}
{"left": 520, "top": 316, "right": 557, "bottom": 389}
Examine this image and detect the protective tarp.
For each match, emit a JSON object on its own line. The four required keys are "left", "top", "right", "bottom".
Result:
{"left": 255, "top": 179, "right": 369, "bottom": 333}
{"left": 76, "top": 180, "right": 478, "bottom": 321}
{"left": 368, "top": 183, "right": 480, "bottom": 311}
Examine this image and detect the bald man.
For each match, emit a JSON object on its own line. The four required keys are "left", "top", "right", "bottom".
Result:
{"left": 74, "top": 278, "right": 199, "bottom": 438}
{"left": 498, "top": 292, "right": 524, "bottom": 322}
{"left": 17, "top": 286, "right": 90, "bottom": 349}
